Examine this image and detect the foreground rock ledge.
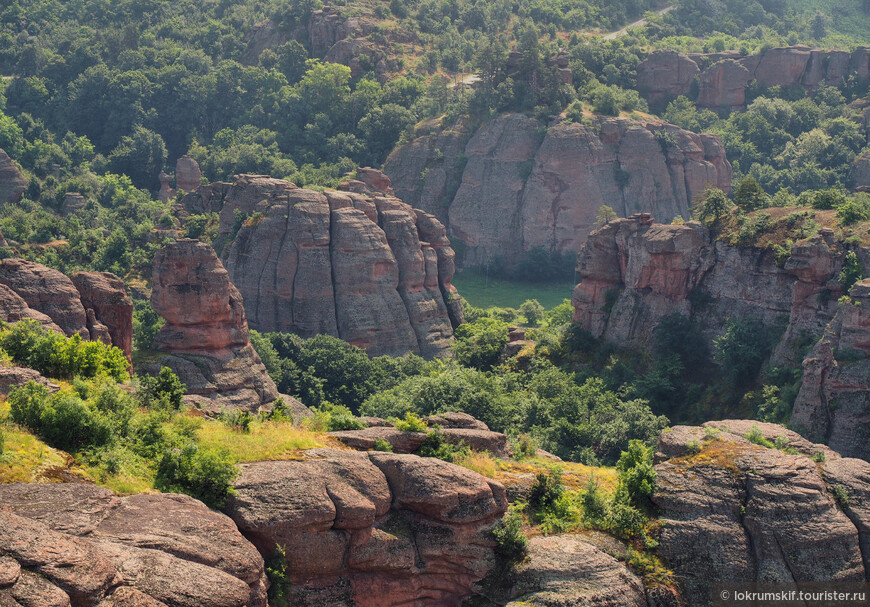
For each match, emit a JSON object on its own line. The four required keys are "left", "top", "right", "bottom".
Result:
{"left": 653, "top": 420, "right": 870, "bottom": 607}
{"left": 225, "top": 447, "right": 508, "bottom": 607}
{"left": 0, "top": 483, "right": 268, "bottom": 607}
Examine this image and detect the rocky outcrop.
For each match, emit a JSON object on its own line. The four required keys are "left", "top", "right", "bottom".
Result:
{"left": 636, "top": 51, "right": 700, "bottom": 110}
{"left": 652, "top": 422, "right": 870, "bottom": 606}
{"left": 385, "top": 114, "right": 731, "bottom": 268}
{"left": 0, "top": 148, "right": 26, "bottom": 205}
{"left": 638, "top": 45, "right": 870, "bottom": 110}
{"left": 149, "top": 239, "right": 307, "bottom": 415}
{"left": 72, "top": 272, "right": 134, "bottom": 363}
{"left": 484, "top": 534, "right": 648, "bottom": 606}
{"left": 571, "top": 217, "right": 850, "bottom": 368}
{"left": 181, "top": 173, "right": 462, "bottom": 358}
{"left": 175, "top": 155, "right": 202, "bottom": 193}
{"left": 792, "top": 279, "right": 870, "bottom": 461}
{"left": 225, "top": 448, "right": 507, "bottom": 607}
{"left": 0, "top": 260, "right": 131, "bottom": 357}
{"left": 853, "top": 150, "right": 870, "bottom": 192}
{"left": 0, "top": 483, "right": 268, "bottom": 607}
{"left": 0, "top": 366, "right": 60, "bottom": 395}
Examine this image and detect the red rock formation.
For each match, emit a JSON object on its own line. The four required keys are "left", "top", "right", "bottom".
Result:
{"left": 149, "top": 239, "right": 308, "bottom": 415}
{"left": 0, "top": 483, "right": 268, "bottom": 606}
{"left": 0, "top": 148, "right": 26, "bottom": 205}
{"left": 386, "top": 114, "right": 731, "bottom": 268}
{"left": 182, "top": 174, "right": 461, "bottom": 358}
{"left": 636, "top": 51, "right": 700, "bottom": 109}
{"left": 0, "top": 283, "right": 63, "bottom": 333}
{"left": 72, "top": 272, "right": 134, "bottom": 363}
{"left": 697, "top": 59, "right": 752, "bottom": 109}
{"left": 792, "top": 279, "right": 870, "bottom": 461}
{"left": 225, "top": 448, "right": 507, "bottom": 607}
{"left": 175, "top": 155, "right": 202, "bottom": 193}
{"left": 0, "top": 258, "right": 90, "bottom": 338}
{"left": 653, "top": 422, "right": 870, "bottom": 606}
{"left": 571, "top": 217, "right": 845, "bottom": 367}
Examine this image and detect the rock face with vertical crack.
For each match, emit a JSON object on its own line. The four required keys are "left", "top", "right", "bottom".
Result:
{"left": 385, "top": 114, "right": 730, "bottom": 268}
{"left": 148, "top": 238, "right": 308, "bottom": 416}
{"left": 180, "top": 172, "right": 462, "bottom": 358}
{"left": 224, "top": 448, "right": 507, "bottom": 607}
{"left": 792, "top": 279, "right": 870, "bottom": 461}
{"left": 652, "top": 422, "right": 870, "bottom": 607}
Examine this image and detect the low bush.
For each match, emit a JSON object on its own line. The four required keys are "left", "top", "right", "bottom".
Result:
{"left": 392, "top": 411, "right": 428, "bottom": 433}
{"left": 492, "top": 506, "right": 529, "bottom": 562}
{"left": 155, "top": 442, "right": 238, "bottom": 509}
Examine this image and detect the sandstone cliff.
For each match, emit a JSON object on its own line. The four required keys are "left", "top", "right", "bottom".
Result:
{"left": 0, "top": 259, "right": 132, "bottom": 362}
{"left": 571, "top": 216, "right": 857, "bottom": 368}
{"left": 0, "top": 147, "right": 26, "bottom": 205}
{"left": 792, "top": 278, "right": 870, "bottom": 461}
{"left": 638, "top": 45, "right": 870, "bottom": 111}
{"left": 653, "top": 421, "right": 870, "bottom": 606}
{"left": 385, "top": 114, "right": 731, "bottom": 267}
{"left": 148, "top": 239, "right": 309, "bottom": 416}
{"left": 180, "top": 172, "right": 462, "bottom": 359}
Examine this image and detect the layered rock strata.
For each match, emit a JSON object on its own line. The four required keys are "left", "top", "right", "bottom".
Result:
{"left": 225, "top": 448, "right": 508, "bottom": 607}
{"left": 0, "top": 483, "right": 268, "bottom": 607}
{"left": 180, "top": 172, "right": 462, "bottom": 358}
{"left": 571, "top": 216, "right": 854, "bottom": 368}
{"left": 149, "top": 239, "right": 308, "bottom": 416}
{"left": 653, "top": 421, "right": 870, "bottom": 606}
{"left": 72, "top": 272, "right": 134, "bottom": 363}
{"left": 385, "top": 114, "right": 731, "bottom": 267}
{"left": 638, "top": 45, "right": 870, "bottom": 110}
{"left": 792, "top": 279, "right": 870, "bottom": 461}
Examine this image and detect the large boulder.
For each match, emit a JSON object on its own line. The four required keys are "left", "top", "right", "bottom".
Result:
{"left": 636, "top": 51, "right": 700, "bottom": 110}
{"left": 0, "top": 148, "right": 26, "bottom": 205}
{"left": 149, "top": 239, "right": 305, "bottom": 414}
{"left": 225, "top": 448, "right": 507, "bottom": 606}
{"left": 72, "top": 272, "right": 134, "bottom": 363}
{"left": 386, "top": 115, "right": 731, "bottom": 268}
{"left": 653, "top": 424, "right": 870, "bottom": 606}
{"left": 697, "top": 59, "right": 752, "bottom": 109}
{"left": 175, "top": 155, "right": 202, "bottom": 193}
{"left": 792, "top": 279, "right": 870, "bottom": 461}
{"left": 0, "top": 483, "right": 267, "bottom": 607}
{"left": 182, "top": 173, "right": 461, "bottom": 358}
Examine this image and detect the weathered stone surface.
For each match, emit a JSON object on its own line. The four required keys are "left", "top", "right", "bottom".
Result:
{"left": 0, "top": 483, "right": 268, "bottom": 607}
{"left": 72, "top": 272, "right": 134, "bottom": 363}
{"left": 636, "top": 51, "right": 700, "bottom": 109}
{"left": 793, "top": 279, "right": 870, "bottom": 461}
{"left": 0, "top": 284, "right": 63, "bottom": 333}
{"left": 854, "top": 150, "right": 870, "bottom": 191}
{"left": 0, "top": 149, "right": 26, "bottom": 205}
{"left": 387, "top": 115, "right": 730, "bottom": 267}
{"left": 0, "top": 259, "right": 89, "bottom": 338}
{"left": 697, "top": 59, "right": 752, "bottom": 109}
{"left": 148, "top": 239, "right": 298, "bottom": 413}
{"left": 226, "top": 448, "right": 507, "bottom": 607}
{"left": 329, "top": 426, "right": 428, "bottom": 453}
{"left": 175, "top": 155, "right": 202, "bottom": 193}
{"left": 187, "top": 173, "right": 461, "bottom": 358}
{"left": 653, "top": 425, "right": 869, "bottom": 606}
{"left": 423, "top": 411, "right": 489, "bottom": 430}
{"left": 702, "top": 419, "right": 837, "bottom": 459}
{"left": 494, "top": 535, "right": 647, "bottom": 606}
{"left": 572, "top": 217, "right": 847, "bottom": 370}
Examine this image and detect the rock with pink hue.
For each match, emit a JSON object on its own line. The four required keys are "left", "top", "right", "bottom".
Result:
{"left": 0, "top": 283, "right": 63, "bottom": 333}
{"left": 792, "top": 279, "right": 870, "bottom": 461}
{"left": 149, "top": 239, "right": 301, "bottom": 413}
{"left": 355, "top": 167, "right": 392, "bottom": 194}
{"left": 175, "top": 155, "right": 202, "bottom": 193}
{"left": 853, "top": 150, "right": 870, "bottom": 191}
{"left": 158, "top": 172, "right": 174, "bottom": 204}
{"left": 0, "top": 483, "right": 268, "bottom": 607}
{"left": 225, "top": 448, "right": 507, "bottom": 607}
{"left": 0, "top": 258, "right": 89, "bottom": 338}
{"left": 185, "top": 173, "right": 462, "bottom": 358}
{"left": 653, "top": 424, "right": 869, "bottom": 606}
{"left": 697, "top": 59, "right": 752, "bottom": 109}
{"left": 0, "top": 366, "right": 60, "bottom": 395}
{"left": 72, "top": 272, "right": 134, "bottom": 363}
{"left": 636, "top": 51, "right": 700, "bottom": 109}
{"left": 387, "top": 114, "right": 730, "bottom": 267}
{"left": 753, "top": 45, "right": 813, "bottom": 88}
{"left": 571, "top": 217, "right": 846, "bottom": 368}
{"left": 0, "top": 148, "right": 26, "bottom": 205}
